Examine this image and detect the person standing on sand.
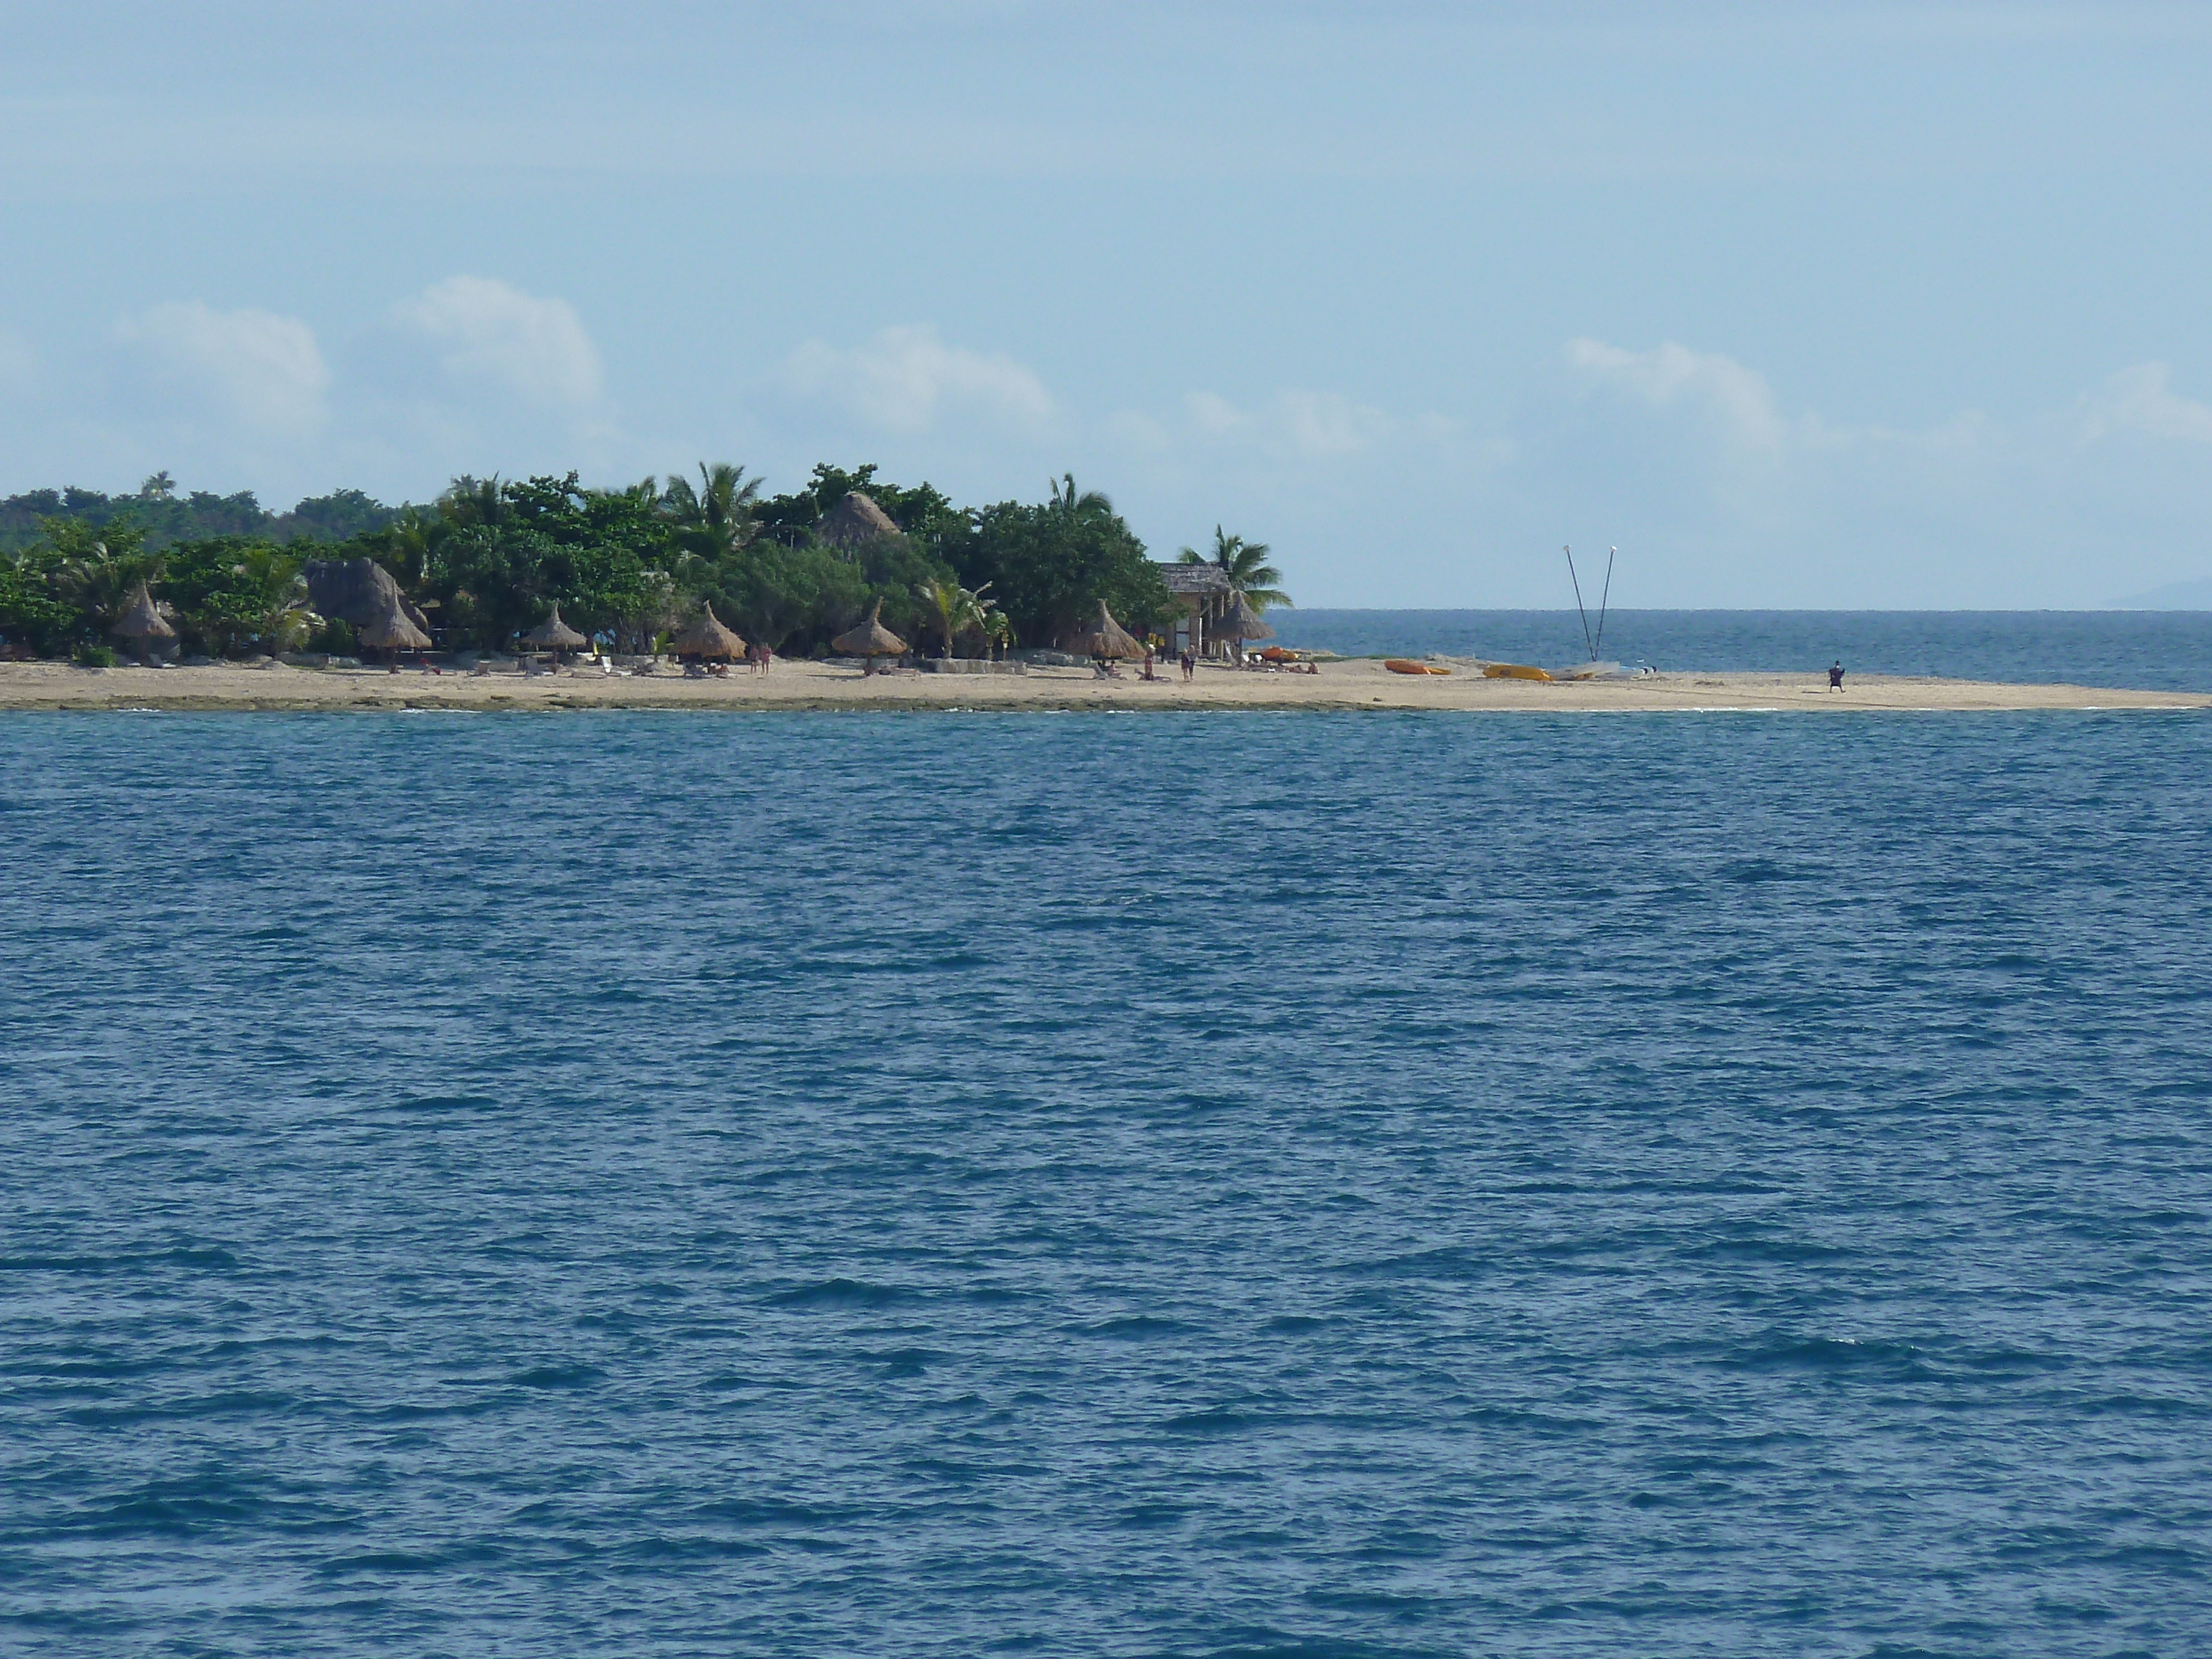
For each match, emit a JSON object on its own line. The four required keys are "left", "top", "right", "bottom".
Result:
{"left": 1829, "top": 661, "right": 1845, "bottom": 692}
{"left": 1180, "top": 648, "right": 1194, "bottom": 682}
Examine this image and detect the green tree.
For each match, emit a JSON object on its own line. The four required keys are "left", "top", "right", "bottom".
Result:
{"left": 0, "top": 544, "right": 77, "bottom": 656}
{"left": 954, "top": 477, "right": 1171, "bottom": 648}
{"left": 50, "top": 517, "right": 161, "bottom": 630}
{"left": 162, "top": 538, "right": 312, "bottom": 656}
{"left": 1177, "top": 525, "right": 1291, "bottom": 611}
{"left": 914, "top": 577, "right": 998, "bottom": 658}
{"left": 662, "top": 463, "right": 762, "bottom": 560}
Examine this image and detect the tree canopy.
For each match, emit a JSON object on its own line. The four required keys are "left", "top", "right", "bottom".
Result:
{"left": 0, "top": 464, "right": 1238, "bottom": 662}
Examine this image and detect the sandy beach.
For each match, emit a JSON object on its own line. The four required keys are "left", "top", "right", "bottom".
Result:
{"left": 2, "top": 658, "right": 2203, "bottom": 713}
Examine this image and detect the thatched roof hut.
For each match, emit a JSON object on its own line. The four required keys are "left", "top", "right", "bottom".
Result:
{"left": 831, "top": 598, "right": 906, "bottom": 661}
{"left": 1212, "top": 592, "right": 1276, "bottom": 644}
{"left": 305, "top": 557, "right": 432, "bottom": 632}
{"left": 1070, "top": 601, "right": 1145, "bottom": 660}
{"left": 672, "top": 602, "right": 747, "bottom": 660}
{"left": 110, "top": 581, "right": 175, "bottom": 642}
{"left": 817, "top": 491, "right": 901, "bottom": 549}
{"left": 359, "top": 599, "right": 431, "bottom": 653}
{"left": 521, "top": 603, "right": 588, "bottom": 651}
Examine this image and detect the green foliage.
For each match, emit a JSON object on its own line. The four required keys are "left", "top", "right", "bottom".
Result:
{"left": 1177, "top": 525, "right": 1292, "bottom": 611}
{"left": 952, "top": 476, "right": 1172, "bottom": 647}
{"left": 161, "top": 538, "right": 311, "bottom": 656}
{"left": 73, "top": 641, "right": 116, "bottom": 667}
{"left": 0, "top": 546, "right": 78, "bottom": 657}
{"left": 664, "top": 463, "right": 763, "bottom": 560}
{"left": 50, "top": 518, "right": 163, "bottom": 634}
{"left": 914, "top": 577, "right": 1000, "bottom": 658}
{"left": 0, "top": 460, "right": 1238, "bottom": 666}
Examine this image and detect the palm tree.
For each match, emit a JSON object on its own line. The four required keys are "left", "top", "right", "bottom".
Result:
{"left": 49, "top": 519, "right": 163, "bottom": 628}
{"left": 228, "top": 545, "right": 312, "bottom": 655}
{"left": 664, "top": 463, "right": 762, "bottom": 559}
{"left": 440, "top": 476, "right": 507, "bottom": 529}
{"left": 1177, "top": 525, "right": 1291, "bottom": 612}
{"left": 1048, "top": 473, "right": 1113, "bottom": 519}
{"left": 914, "top": 577, "right": 997, "bottom": 659}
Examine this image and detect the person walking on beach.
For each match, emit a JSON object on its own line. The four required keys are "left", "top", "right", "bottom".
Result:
{"left": 1180, "top": 648, "right": 1194, "bottom": 682}
{"left": 1829, "top": 660, "right": 1845, "bottom": 692}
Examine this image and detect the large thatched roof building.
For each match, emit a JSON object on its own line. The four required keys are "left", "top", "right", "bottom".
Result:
{"left": 305, "top": 557, "right": 432, "bottom": 634}
{"left": 1152, "top": 560, "right": 1234, "bottom": 658}
{"left": 816, "top": 491, "right": 902, "bottom": 550}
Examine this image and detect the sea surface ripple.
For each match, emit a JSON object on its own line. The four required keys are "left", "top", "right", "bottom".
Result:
{"left": 4, "top": 708, "right": 2210, "bottom": 1657}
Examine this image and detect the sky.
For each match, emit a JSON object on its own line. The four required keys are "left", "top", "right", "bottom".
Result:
{"left": 4, "top": 1, "right": 2211, "bottom": 607}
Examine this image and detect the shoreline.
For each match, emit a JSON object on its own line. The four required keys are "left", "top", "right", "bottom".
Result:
{"left": 1, "top": 659, "right": 2204, "bottom": 714}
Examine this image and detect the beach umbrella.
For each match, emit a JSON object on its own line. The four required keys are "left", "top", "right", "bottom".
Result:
{"left": 831, "top": 598, "right": 907, "bottom": 674}
{"left": 1070, "top": 601, "right": 1145, "bottom": 660}
{"left": 521, "top": 602, "right": 589, "bottom": 669}
{"left": 359, "top": 596, "right": 431, "bottom": 665}
{"left": 1212, "top": 592, "right": 1276, "bottom": 657}
{"left": 671, "top": 602, "right": 748, "bottom": 661}
{"left": 109, "top": 581, "right": 176, "bottom": 664}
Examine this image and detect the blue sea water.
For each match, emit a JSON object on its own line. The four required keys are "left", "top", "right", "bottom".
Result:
{"left": 4, "top": 697, "right": 2211, "bottom": 1656}
{"left": 1267, "top": 611, "right": 2212, "bottom": 693}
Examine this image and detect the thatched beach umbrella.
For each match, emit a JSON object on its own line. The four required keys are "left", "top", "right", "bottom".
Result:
{"left": 1212, "top": 592, "right": 1275, "bottom": 660}
{"left": 672, "top": 602, "right": 747, "bottom": 661}
{"left": 831, "top": 598, "right": 907, "bottom": 674}
{"left": 359, "top": 597, "right": 431, "bottom": 665}
{"left": 1070, "top": 602, "right": 1145, "bottom": 661}
{"left": 110, "top": 581, "right": 176, "bottom": 664}
{"left": 522, "top": 602, "right": 588, "bottom": 668}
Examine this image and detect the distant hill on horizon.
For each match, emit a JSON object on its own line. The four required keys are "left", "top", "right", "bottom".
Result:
{"left": 2114, "top": 577, "right": 2212, "bottom": 611}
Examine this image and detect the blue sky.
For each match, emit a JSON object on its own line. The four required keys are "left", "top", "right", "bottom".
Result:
{"left": 4, "top": 1, "right": 2210, "bottom": 606}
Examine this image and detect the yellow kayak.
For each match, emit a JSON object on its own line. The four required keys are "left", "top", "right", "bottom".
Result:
{"left": 1483, "top": 662, "right": 1553, "bottom": 681}
{"left": 1384, "top": 659, "right": 1450, "bottom": 676}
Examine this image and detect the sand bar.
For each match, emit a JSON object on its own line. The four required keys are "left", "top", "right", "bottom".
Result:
{"left": 2, "top": 658, "right": 2203, "bottom": 713}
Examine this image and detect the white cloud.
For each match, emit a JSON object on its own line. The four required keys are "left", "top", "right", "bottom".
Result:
{"left": 2078, "top": 362, "right": 2212, "bottom": 445}
{"left": 779, "top": 325, "right": 1053, "bottom": 434}
{"left": 389, "top": 276, "right": 602, "bottom": 407}
{"left": 1130, "top": 387, "right": 1402, "bottom": 462}
{"left": 112, "top": 300, "right": 329, "bottom": 431}
{"left": 1564, "top": 337, "right": 1786, "bottom": 452}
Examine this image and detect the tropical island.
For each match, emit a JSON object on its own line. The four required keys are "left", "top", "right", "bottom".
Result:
{"left": 0, "top": 465, "right": 2202, "bottom": 713}
{"left": 0, "top": 463, "right": 1284, "bottom": 669}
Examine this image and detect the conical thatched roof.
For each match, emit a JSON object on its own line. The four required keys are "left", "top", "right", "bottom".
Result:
{"left": 672, "top": 602, "right": 747, "bottom": 659}
{"left": 521, "top": 603, "right": 587, "bottom": 650}
{"left": 304, "top": 557, "right": 431, "bottom": 632}
{"left": 1212, "top": 592, "right": 1276, "bottom": 643}
{"left": 359, "top": 597, "right": 431, "bottom": 651}
{"left": 817, "top": 491, "right": 902, "bottom": 549}
{"left": 1068, "top": 601, "right": 1145, "bottom": 660}
{"left": 831, "top": 597, "right": 906, "bottom": 658}
{"left": 110, "top": 581, "right": 175, "bottom": 640}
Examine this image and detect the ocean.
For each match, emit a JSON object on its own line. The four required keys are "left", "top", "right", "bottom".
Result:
{"left": 4, "top": 631, "right": 2210, "bottom": 1655}
{"left": 1266, "top": 610, "right": 2212, "bottom": 693}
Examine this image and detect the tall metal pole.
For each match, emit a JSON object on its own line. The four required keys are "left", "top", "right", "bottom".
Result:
{"left": 1564, "top": 545, "right": 1595, "bottom": 660}
{"left": 1594, "top": 547, "right": 1615, "bottom": 659}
